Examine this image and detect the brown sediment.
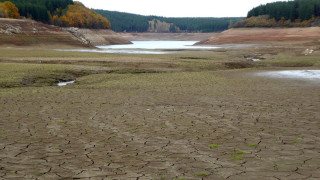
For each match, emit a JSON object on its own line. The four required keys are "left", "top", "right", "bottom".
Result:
{"left": 0, "top": 18, "right": 131, "bottom": 47}
{"left": 196, "top": 27, "right": 320, "bottom": 45}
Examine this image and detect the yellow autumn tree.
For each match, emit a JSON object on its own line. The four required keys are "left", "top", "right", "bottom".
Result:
{"left": 0, "top": 1, "right": 20, "bottom": 19}
{"left": 50, "top": 2, "right": 111, "bottom": 29}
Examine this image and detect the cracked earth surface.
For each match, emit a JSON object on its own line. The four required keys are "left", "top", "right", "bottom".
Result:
{"left": 0, "top": 70, "right": 319, "bottom": 179}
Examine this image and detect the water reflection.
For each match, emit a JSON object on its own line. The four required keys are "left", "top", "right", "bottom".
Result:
{"left": 57, "top": 41, "right": 218, "bottom": 54}
{"left": 257, "top": 70, "right": 320, "bottom": 80}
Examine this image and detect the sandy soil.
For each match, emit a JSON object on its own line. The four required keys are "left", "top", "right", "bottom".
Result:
{"left": 197, "top": 27, "right": 320, "bottom": 45}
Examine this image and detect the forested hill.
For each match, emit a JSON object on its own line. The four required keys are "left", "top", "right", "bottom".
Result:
{"left": 0, "top": 0, "right": 110, "bottom": 29}
{"left": 0, "top": 0, "right": 73, "bottom": 22}
{"left": 94, "top": 9, "right": 243, "bottom": 33}
{"left": 232, "top": 0, "right": 320, "bottom": 28}
{"left": 247, "top": 0, "right": 320, "bottom": 21}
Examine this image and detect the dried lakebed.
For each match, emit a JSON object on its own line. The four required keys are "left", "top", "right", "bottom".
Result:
{"left": 1, "top": 41, "right": 320, "bottom": 179}
{"left": 1, "top": 70, "right": 319, "bottom": 179}
{"left": 56, "top": 70, "right": 320, "bottom": 87}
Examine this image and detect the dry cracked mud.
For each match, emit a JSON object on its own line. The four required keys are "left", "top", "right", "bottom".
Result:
{"left": 0, "top": 69, "right": 319, "bottom": 180}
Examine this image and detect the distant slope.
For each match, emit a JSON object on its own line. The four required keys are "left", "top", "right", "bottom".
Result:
{"left": 94, "top": 10, "right": 149, "bottom": 32}
{"left": 247, "top": 0, "right": 320, "bottom": 21}
{"left": 196, "top": 27, "right": 320, "bottom": 45}
{"left": 94, "top": 9, "right": 243, "bottom": 33}
{"left": 233, "top": 0, "right": 320, "bottom": 28}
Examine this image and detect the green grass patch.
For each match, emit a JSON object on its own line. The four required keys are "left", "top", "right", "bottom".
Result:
{"left": 231, "top": 156, "right": 244, "bottom": 160}
{"left": 197, "top": 172, "right": 208, "bottom": 177}
{"left": 235, "top": 150, "right": 245, "bottom": 154}
{"left": 248, "top": 144, "right": 257, "bottom": 147}
{"left": 57, "top": 120, "right": 67, "bottom": 124}
{"left": 209, "top": 144, "right": 219, "bottom": 148}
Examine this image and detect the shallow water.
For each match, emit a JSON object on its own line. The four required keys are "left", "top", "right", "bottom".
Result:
{"left": 97, "top": 41, "right": 218, "bottom": 50}
{"left": 258, "top": 70, "right": 320, "bottom": 80}
{"left": 58, "top": 49, "right": 168, "bottom": 54}
{"left": 57, "top": 41, "right": 219, "bottom": 54}
{"left": 57, "top": 80, "right": 75, "bottom": 86}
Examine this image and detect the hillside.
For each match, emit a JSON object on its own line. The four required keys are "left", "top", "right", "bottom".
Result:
{"left": 196, "top": 27, "right": 320, "bottom": 45}
{"left": 50, "top": 2, "right": 111, "bottom": 29}
{"left": 0, "top": 0, "right": 111, "bottom": 30}
{"left": 0, "top": 18, "right": 83, "bottom": 47}
{"left": 247, "top": 0, "right": 320, "bottom": 21}
{"left": 0, "top": 18, "right": 130, "bottom": 47}
{"left": 94, "top": 9, "right": 242, "bottom": 33}
{"left": 0, "top": 0, "right": 73, "bottom": 22}
{"left": 233, "top": 0, "right": 320, "bottom": 28}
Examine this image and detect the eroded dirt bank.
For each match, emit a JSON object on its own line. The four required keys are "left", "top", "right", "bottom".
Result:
{"left": 197, "top": 27, "right": 320, "bottom": 45}
{"left": 0, "top": 18, "right": 131, "bottom": 47}
{"left": 65, "top": 28, "right": 132, "bottom": 46}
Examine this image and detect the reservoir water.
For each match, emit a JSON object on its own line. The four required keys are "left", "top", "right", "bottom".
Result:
{"left": 58, "top": 41, "right": 219, "bottom": 54}
{"left": 57, "top": 80, "right": 75, "bottom": 86}
{"left": 97, "top": 41, "right": 217, "bottom": 50}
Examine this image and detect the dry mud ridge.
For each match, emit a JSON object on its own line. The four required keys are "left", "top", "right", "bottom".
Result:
{"left": 0, "top": 71, "right": 319, "bottom": 180}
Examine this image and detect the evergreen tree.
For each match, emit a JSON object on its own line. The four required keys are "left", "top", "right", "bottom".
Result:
{"left": 95, "top": 9, "right": 242, "bottom": 33}
{"left": 0, "top": 0, "right": 73, "bottom": 22}
{"left": 247, "top": 0, "right": 320, "bottom": 21}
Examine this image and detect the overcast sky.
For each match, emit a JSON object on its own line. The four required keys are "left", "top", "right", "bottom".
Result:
{"left": 77, "top": 0, "right": 286, "bottom": 17}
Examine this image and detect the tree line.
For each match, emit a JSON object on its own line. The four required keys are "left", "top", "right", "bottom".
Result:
{"left": 247, "top": 0, "right": 320, "bottom": 21}
{"left": 0, "top": 0, "right": 73, "bottom": 22}
{"left": 95, "top": 9, "right": 242, "bottom": 33}
{"left": 156, "top": 17, "right": 241, "bottom": 32}
{"left": 50, "top": 2, "right": 110, "bottom": 29}
{"left": 94, "top": 10, "right": 149, "bottom": 32}
{"left": 0, "top": 0, "right": 110, "bottom": 29}
{"left": 232, "top": 0, "right": 320, "bottom": 28}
